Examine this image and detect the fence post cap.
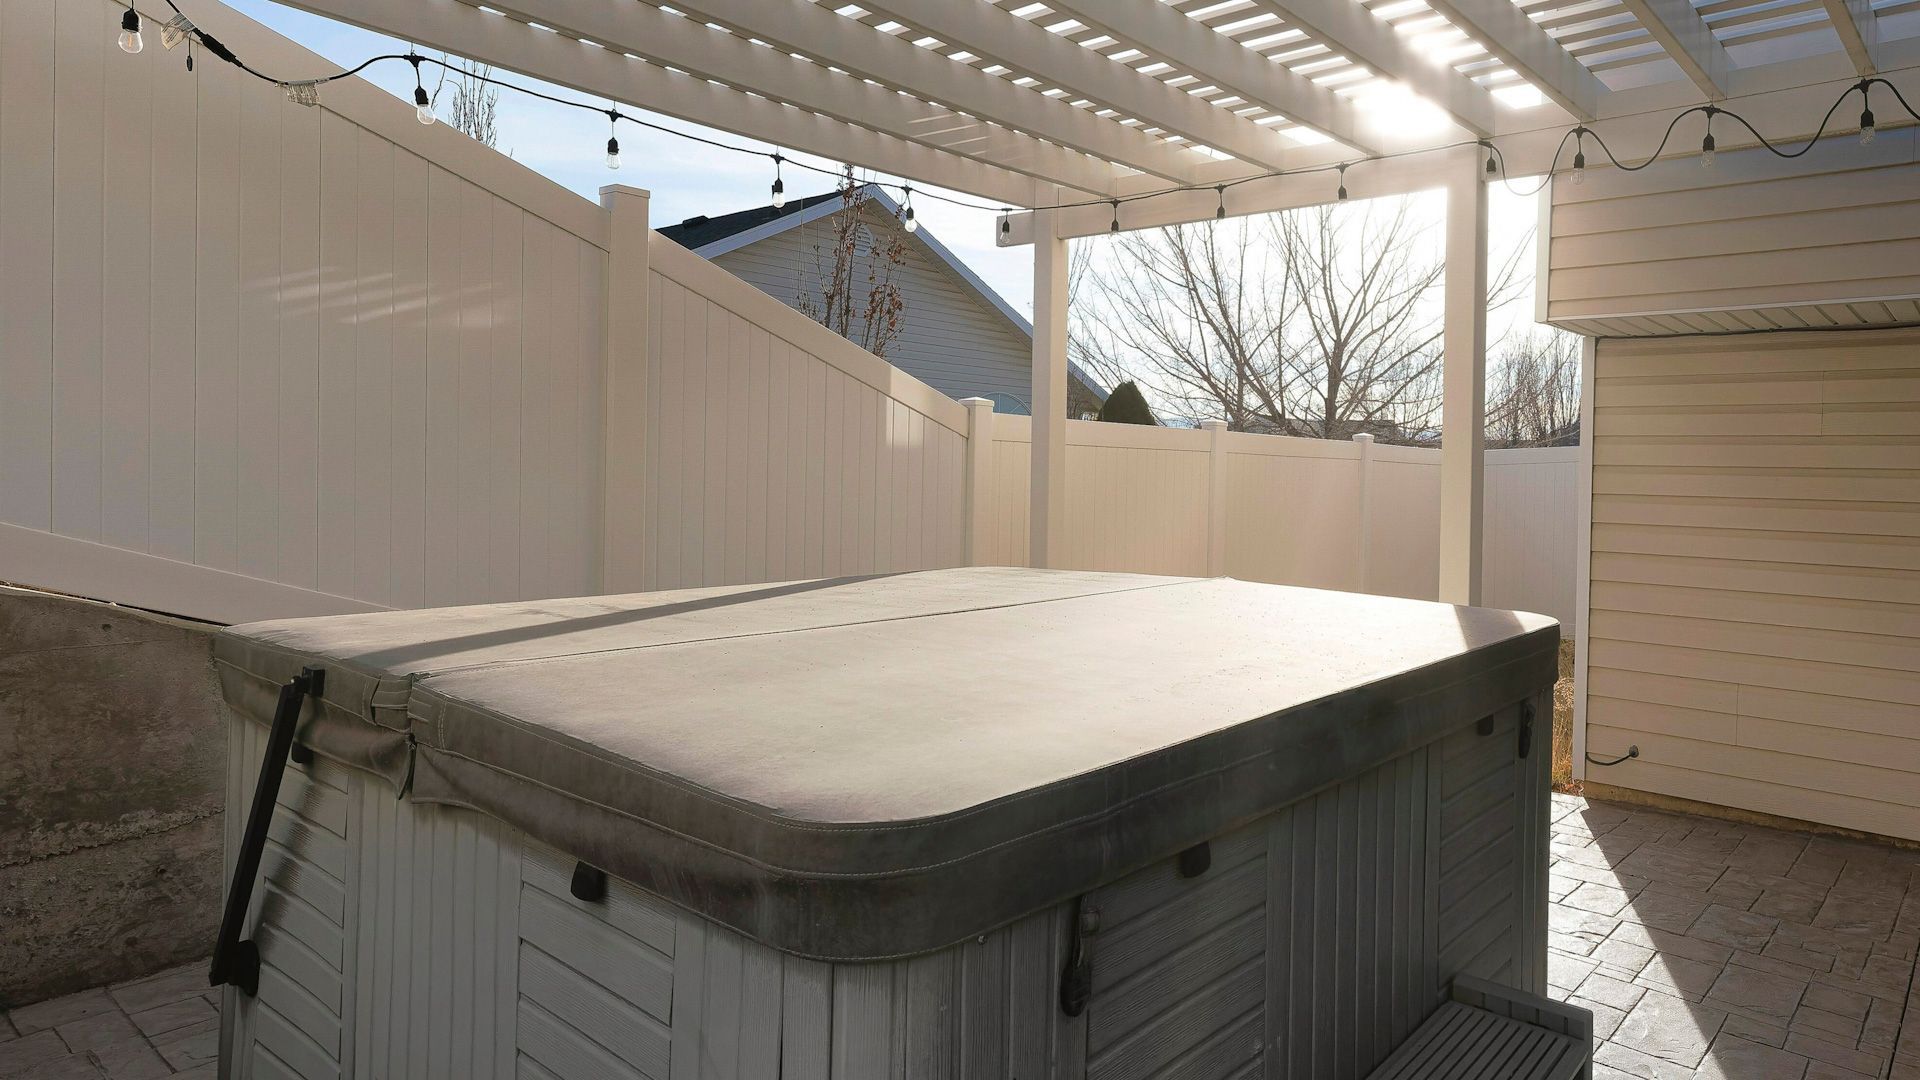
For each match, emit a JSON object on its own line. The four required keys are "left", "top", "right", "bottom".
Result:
{"left": 1199, "top": 419, "right": 1228, "bottom": 432}
{"left": 599, "top": 184, "right": 653, "bottom": 202}
{"left": 959, "top": 397, "right": 995, "bottom": 409}
{"left": 1351, "top": 433, "right": 1375, "bottom": 444}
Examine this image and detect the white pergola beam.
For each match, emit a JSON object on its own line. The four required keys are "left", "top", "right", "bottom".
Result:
{"left": 1615, "top": 0, "right": 1732, "bottom": 99}
{"left": 1823, "top": 0, "right": 1883, "bottom": 75}
{"left": 1241, "top": 0, "right": 1499, "bottom": 137}
{"left": 665, "top": 0, "right": 1206, "bottom": 186}
{"left": 1039, "top": 0, "right": 1385, "bottom": 153}
{"left": 1422, "top": 0, "right": 1608, "bottom": 119}
{"left": 475, "top": 0, "right": 1126, "bottom": 196}
{"left": 278, "top": 0, "right": 1045, "bottom": 206}
{"left": 852, "top": 0, "right": 1299, "bottom": 170}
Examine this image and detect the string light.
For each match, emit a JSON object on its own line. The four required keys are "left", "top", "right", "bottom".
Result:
{"left": 1215, "top": 184, "right": 1226, "bottom": 219}
{"left": 105, "top": 2, "right": 1920, "bottom": 235}
{"left": 119, "top": 8, "right": 143, "bottom": 54}
{"left": 409, "top": 54, "right": 433, "bottom": 126}
{"left": 901, "top": 185, "right": 918, "bottom": 233}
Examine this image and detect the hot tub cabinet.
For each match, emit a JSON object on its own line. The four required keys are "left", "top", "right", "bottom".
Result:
{"left": 211, "top": 568, "right": 1568, "bottom": 1080}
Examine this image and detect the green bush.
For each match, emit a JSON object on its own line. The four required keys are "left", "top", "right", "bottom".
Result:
{"left": 1096, "top": 380, "right": 1156, "bottom": 425}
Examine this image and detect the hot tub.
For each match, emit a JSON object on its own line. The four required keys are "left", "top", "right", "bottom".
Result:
{"left": 209, "top": 567, "right": 1560, "bottom": 1079}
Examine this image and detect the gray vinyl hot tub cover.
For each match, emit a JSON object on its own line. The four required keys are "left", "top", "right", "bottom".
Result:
{"left": 214, "top": 567, "right": 1558, "bottom": 961}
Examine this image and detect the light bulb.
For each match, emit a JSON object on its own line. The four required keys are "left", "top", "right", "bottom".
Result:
{"left": 119, "top": 9, "right": 143, "bottom": 53}
{"left": 414, "top": 86, "right": 434, "bottom": 126}
{"left": 1571, "top": 149, "right": 1586, "bottom": 186}
{"left": 1109, "top": 201, "right": 1120, "bottom": 233}
{"left": 1861, "top": 107, "right": 1876, "bottom": 144}
{"left": 1701, "top": 131, "right": 1715, "bottom": 168}
{"left": 1337, "top": 168, "right": 1348, "bottom": 201}
{"left": 771, "top": 178, "right": 786, "bottom": 208}
{"left": 904, "top": 210, "right": 918, "bottom": 233}
{"left": 1215, "top": 186, "right": 1226, "bottom": 220}
{"left": 606, "top": 136, "right": 620, "bottom": 170}
{"left": 999, "top": 213, "right": 1010, "bottom": 237}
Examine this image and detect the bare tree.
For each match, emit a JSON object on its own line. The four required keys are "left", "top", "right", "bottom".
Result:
{"left": 1071, "top": 196, "right": 1529, "bottom": 442}
{"left": 429, "top": 55, "right": 500, "bottom": 148}
{"left": 796, "top": 176, "right": 908, "bottom": 359}
{"left": 1486, "top": 330, "right": 1581, "bottom": 446}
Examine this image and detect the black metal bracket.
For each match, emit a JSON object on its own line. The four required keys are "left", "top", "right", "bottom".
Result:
{"left": 1517, "top": 700, "right": 1535, "bottom": 760}
{"left": 1177, "top": 841, "right": 1212, "bottom": 879}
{"left": 1058, "top": 896, "right": 1100, "bottom": 1017}
{"left": 210, "top": 665, "right": 325, "bottom": 997}
{"left": 571, "top": 862, "right": 608, "bottom": 902}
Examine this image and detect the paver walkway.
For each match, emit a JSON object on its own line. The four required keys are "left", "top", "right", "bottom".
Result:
{"left": 0, "top": 963, "right": 216, "bottom": 1079}
{"left": 7, "top": 795, "right": 1918, "bottom": 1078}
{"left": 1547, "top": 793, "right": 1920, "bottom": 1079}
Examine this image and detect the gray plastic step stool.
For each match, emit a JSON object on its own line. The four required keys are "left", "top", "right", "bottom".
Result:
{"left": 1366, "top": 976, "right": 1594, "bottom": 1080}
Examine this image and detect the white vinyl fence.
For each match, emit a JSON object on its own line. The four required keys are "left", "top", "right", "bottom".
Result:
{"left": 2, "top": 0, "right": 1579, "bottom": 629}
{"left": 973, "top": 417, "right": 1579, "bottom": 625}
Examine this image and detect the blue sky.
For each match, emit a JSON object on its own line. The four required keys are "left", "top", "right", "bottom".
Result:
{"left": 225, "top": 0, "right": 1547, "bottom": 335}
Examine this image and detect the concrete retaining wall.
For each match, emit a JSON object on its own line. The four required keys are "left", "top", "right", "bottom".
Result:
{"left": 0, "top": 586, "right": 224, "bottom": 1006}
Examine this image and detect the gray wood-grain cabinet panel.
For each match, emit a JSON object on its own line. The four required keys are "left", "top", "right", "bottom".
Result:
{"left": 221, "top": 695, "right": 1552, "bottom": 1079}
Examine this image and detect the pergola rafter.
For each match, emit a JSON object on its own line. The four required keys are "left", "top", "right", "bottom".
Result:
{"left": 1033, "top": 0, "right": 1386, "bottom": 153}
{"left": 653, "top": 0, "right": 1208, "bottom": 185}
{"left": 1238, "top": 0, "right": 1503, "bottom": 136}
{"left": 1614, "top": 0, "right": 1733, "bottom": 98}
{"left": 1420, "top": 0, "right": 1610, "bottom": 118}
{"left": 843, "top": 0, "right": 1307, "bottom": 169}
{"left": 282, "top": 0, "right": 1059, "bottom": 204}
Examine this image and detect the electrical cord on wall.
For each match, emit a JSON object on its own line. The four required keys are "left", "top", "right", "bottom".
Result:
{"left": 1585, "top": 746, "right": 1639, "bottom": 767}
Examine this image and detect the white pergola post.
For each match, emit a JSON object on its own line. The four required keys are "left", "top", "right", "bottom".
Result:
{"left": 1030, "top": 207, "right": 1069, "bottom": 569}
{"left": 600, "top": 184, "right": 652, "bottom": 594}
{"left": 1438, "top": 148, "right": 1488, "bottom": 607}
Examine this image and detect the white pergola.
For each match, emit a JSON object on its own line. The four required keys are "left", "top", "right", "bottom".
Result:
{"left": 287, "top": 0, "right": 1916, "bottom": 603}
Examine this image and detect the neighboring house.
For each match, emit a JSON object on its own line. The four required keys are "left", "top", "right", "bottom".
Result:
{"left": 659, "top": 186, "right": 1107, "bottom": 417}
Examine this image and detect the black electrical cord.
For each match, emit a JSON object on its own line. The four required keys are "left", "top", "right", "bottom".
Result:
{"left": 1586, "top": 746, "right": 1639, "bottom": 767}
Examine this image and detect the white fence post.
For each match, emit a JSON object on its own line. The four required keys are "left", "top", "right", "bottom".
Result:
{"left": 1352, "top": 433, "right": 1374, "bottom": 594}
{"left": 600, "top": 184, "right": 651, "bottom": 594}
{"left": 1202, "top": 420, "right": 1228, "bottom": 577}
{"left": 961, "top": 398, "right": 995, "bottom": 566}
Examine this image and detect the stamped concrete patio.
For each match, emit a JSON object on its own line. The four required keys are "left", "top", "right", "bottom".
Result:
{"left": 1547, "top": 793, "right": 1920, "bottom": 1079}
{"left": 0, "top": 964, "right": 216, "bottom": 1079}
{"left": 6, "top": 794, "right": 1919, "bottom": 1079}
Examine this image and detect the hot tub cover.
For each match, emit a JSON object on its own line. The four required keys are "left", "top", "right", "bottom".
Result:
{"left": 216, "top": 568, "right": 1558, "bottom": 961}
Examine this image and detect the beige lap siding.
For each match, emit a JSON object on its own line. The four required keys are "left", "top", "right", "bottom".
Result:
{"left": 1585, "top": 329, "right": 1920, "bottom": 841}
